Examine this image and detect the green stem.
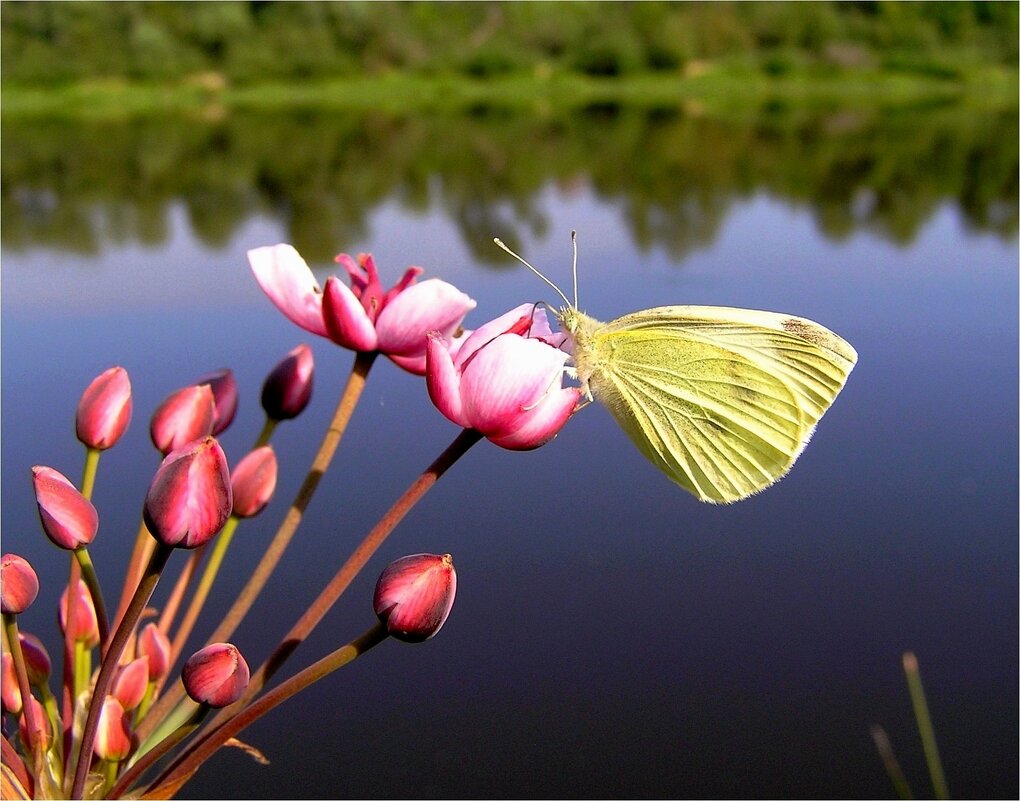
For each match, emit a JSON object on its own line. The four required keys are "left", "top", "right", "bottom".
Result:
{"left": 70, "top": 543, "right": 173, "bottom": 800}
{"left": 108, "top": 705, "right": 207, "bottom": 800}
{"left": 254, "top": 417, "right": 277, "bottom": 448}
{"left": 167, "top": 516, "right": 240, "bottom": 671}
{"left": 134, "top": 350, "right": 377, "bottom": 745}
{"left": 870, "top": 724, "right": 913, "bottom": 799}
{"left": 150, "top": 623, "right": 387, "bottom": 797}
{"left": 73, "top": 547, "right": 109, "bottom": 649}
{"left": 903, "top": 652, "right": 949, "bottom": 800}
{"left": 131, "top": 698, "right": 201, "bottom": 767}
{"left": 80, "top": 447, "right": 100, "bottom": 502}
{"left": 72, "top": 640, "right": 89, "bottom": 702}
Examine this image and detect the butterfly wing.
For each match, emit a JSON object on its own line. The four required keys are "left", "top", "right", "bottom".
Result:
{"left": 581, "top": 306, "right": 857, "bottom": 503}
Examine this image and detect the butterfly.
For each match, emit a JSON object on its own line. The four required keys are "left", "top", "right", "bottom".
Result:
{"left": 495, "top": 234, "right": 858, "bottom": 504}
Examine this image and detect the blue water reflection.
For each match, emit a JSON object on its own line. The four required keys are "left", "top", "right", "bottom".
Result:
{"left": 2, "top": 179, "right": 1016, "bottom": 797}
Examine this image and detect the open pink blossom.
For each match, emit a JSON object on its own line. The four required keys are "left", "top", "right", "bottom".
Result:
{"left": 248, "top": 244, "right": 475, "bottom": 375}
{"left": 426, "top": 304, "right": 581, "bottom": 450}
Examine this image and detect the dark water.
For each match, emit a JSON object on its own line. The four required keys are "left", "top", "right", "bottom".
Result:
{"left": 2, "top": 104, "right": 1017, "bottom": 799}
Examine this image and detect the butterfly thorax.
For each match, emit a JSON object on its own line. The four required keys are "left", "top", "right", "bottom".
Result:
{"left": 557, "top": 306, "right": 605, "bottom": 396}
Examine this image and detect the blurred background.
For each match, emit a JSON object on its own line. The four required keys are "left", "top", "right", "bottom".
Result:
{"left": 3, "top": 2, "right": 1017, "bottom": 799}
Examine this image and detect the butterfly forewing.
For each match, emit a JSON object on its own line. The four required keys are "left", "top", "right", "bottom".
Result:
{"left": 583, "top": 306, "right": 857, "bottom": 503}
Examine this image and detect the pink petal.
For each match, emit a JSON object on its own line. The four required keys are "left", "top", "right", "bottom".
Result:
{"left": 322, "top": 276, "right": 378, "bottom": 351}
{"left": 248, "top": 245, "right": 327, "bottom": 337}
{"left": 375, "top": 279, "right": 476, "bottom": 357}
{"left": 425, "top": 333, "right": 468, "bottom": 427}
{"left": 460, "top": 335, "right": 569, "bottom": 436}
{"left": 387, "top": 352, "right": 427, "bottom": 375}
{"left": 453, "top": 303, "right": 538, "bottom": 369}
{"left": 489, "top": 386, "right": 581, "bottom": 450}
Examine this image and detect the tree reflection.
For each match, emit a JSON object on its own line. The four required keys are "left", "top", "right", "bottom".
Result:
{"left": 2, "top": 103, "right": 1015, "bottom": 261}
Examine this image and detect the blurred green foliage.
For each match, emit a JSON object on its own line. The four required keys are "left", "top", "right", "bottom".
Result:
{"left": 2, "top": 1, "right": 1016, "bottom": 87}
{"left": 3, "top": 103, "right": 1015, "bottom": 259}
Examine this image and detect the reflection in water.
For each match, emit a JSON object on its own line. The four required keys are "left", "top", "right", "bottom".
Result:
{"left": 2, "top": 102, "right": 1016, "bottom": 262}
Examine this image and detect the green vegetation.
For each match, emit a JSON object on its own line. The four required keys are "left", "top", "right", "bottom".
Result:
{"left": 2, "top": 1, "right": 1017, "bottom": 116}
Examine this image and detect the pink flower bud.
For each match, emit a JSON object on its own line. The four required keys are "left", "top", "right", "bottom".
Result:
{"left": 143, "top": 436, "right": 232, "bottom": 549}
{"left": 59, "top": 580, "right": 99, "bottom": 647}
{"left": 137, "top": 623, "right": 171, "bottom": 681}
{"left": 18, "top": 694, "right": 50, "bottom": 752}
{"left": 32, "top": 466, "right": 99, "bottom": 550}
{"left": 76, "top": 366, "right": 133, "bottom": 450}
{"left": 230, "top": 446, "right": 278, "bottom": 519}
{"left": 373, "top": 553, "right": 457, "bottom": 643}
{"left": 1, "top": 554, "right": 39, "bottom": 614}
{"left": 150, "top": 384, "right": 216, "bottom": 455}
{"left": 195, "top": 368, "right": 238, "bottom": 435}
{"left": 2, "top": 653, "right": 21, "bottom": 714}
{"left": 18, "top": 632, "right": 51, "bottom": 685}
{"left": 182, "top": 643, "right": 250, "bottom": 708}
{"left": 94, "top": 697, "right": 133, "bottom": 761}
{"left": 426, "top": 303, "right": 580, "bottom": 450}
{"left": 112, "top": 657, "right": 149, "bottom": 711}
{"left": 261, "top": 344, "right": 314, "bottom": 421}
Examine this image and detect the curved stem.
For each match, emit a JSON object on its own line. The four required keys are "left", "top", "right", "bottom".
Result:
{"left": 135, "top": 350, "right": 377, "bottom": 744}
{"left": 70, "top": 543, "right": 173, "bottom": 799}
{"left": 149, "top": 623, "right": 387, "bottom": 797}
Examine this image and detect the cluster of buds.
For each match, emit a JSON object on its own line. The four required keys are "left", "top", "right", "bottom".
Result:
{"left": 3, "top": 244, "right": 580, "bottom": 800}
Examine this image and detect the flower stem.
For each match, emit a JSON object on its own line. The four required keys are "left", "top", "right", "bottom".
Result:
{"left": 134, "top": 350, "right": 377, "bottom": 744}
{"left": 108, "top": 703, "right": 206, "bottom": 800}
{"left": 80, "top": 447, "right": 100, "bottom": 502}
{"left": 254, "top": 417, "right": 277, "bottom": 448}
{"left": 70, "top": 543, "right": 173, "bottom": 800}
{"left": 211, "top": 426, "right": 482, "bottom": 728}
{"left": 3, "top": 613, "right": 45, "bottom": 775}
{"left": 149, "top": 622, "right": 387, "bottom": 797}
{"left": 166, "top": 516, "right": 239, "bottom": 672}
{"left": 870, "top": 724, "right": 913, "bottom": 800}
{"left": 902, "top": 651, "right": 949, "bottom": 800}
{"left": 157, "top": 544, "right": 208, "bottom": 638}
{"left": 73, "top": 546, "right": 109, "bottom": 650}
{"left": 112, "top": 520, "right": 156, "bottom": 635}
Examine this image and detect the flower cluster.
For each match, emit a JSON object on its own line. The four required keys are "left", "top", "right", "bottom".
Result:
{"left": 3, "top": 243, "right": 579, "bottom": 800}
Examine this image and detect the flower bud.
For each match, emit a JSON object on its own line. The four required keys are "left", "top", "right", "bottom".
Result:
{"left": 195, "top": 368, "right": 238, "bottom": 435}
{"left": 112, "top": 657, "right": 149, "bottom": 711}
{"left": 18, "top": 695, "right": 50, "bottom": 752}
{"left": 59, "top": 580, "right": 99, "bottom": 647}
{"left": 76, "top": 366, "right": 132, "bottom": 450}
{"left": 32, "top": 466, "right": 99, "bottom": 550}
{"left": 230, "top": 446, "right": 278, "bottom": 518}
{"left": 150, "top": 384, "right": 216, "bottom": 455}
{"left": 94, "top": 697, "right": 133, "bottom": 761}
{"left": 1, "top": 554, "right": 39, "bottom": 614}
{"left": 261, "top": 344, "right": 314, "bottom": 421}
{"left": 373, "top": 553, "right": 457, "bottom": 643}
{"left": 137, "top": 623, "right": 171, "bottom": 682}
{"left": 2, "top": 653, "right": 21, "bottom": 714}
{"left": 143, "top": 437, "right": 232, "bottom": 549}
{"left": 182, "top": 643, "right": 249, "bottom": 708}
{"left": 18, "top": 632, "right": 51, "bottom": 685}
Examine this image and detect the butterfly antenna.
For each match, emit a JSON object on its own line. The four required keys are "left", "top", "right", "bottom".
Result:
{"left": 493, "top": 237, "right": 572, "bottom": 309}
{"left": 570, "top": 229, "right": 579, "bottom": 309}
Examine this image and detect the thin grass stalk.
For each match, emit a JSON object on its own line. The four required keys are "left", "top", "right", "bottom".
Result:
{"left": 902, "top": 651, "right": 949, "bottom": 800}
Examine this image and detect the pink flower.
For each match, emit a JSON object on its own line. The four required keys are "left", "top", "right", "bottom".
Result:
{"left": 1, "top": 653, "right": 21, "bottom": 714}
{"left": 426, "top": 303, "right": 581, "bottom": 450}
{"left": 143, "top": 437, "right": 232, "bottom": 549}
{"left": 137, "top": 623, "right": 171, "bottom": 682}
{"left": 261, "top": 343, "right": 314, "bottom": 421}
{"left": 182, "top": 643, "right": 250, "bottom": 708}
{"left": 194, "top": 368, "right": 238, "bottom": 435}
{"left": 1, "top": 554, "right": 39, "bottom": 614}
{"left": 94, "top": 697, "right": 133, "bottom": 761}
{"left": 374, "top": 553, "right": 457, "bottom": 643}
{"left": 248, "top": 244, "right": 476, "bottom": 375}
{"left": 18, "top": 695, "right": 50, "bottom": 752}
{"left": 59, "top": 579, "right": 99, "bottom": 647}
{"left": 150, "top": 384, "right": 216, "bottom": 455}
{"left": 17, "top": 633, "right": 51, "bottom": 685}
{"left": 32, "top": 466, "right": 99, "bottom": 550}
{"left": 230, "top": 446, "right": 278, "bottom": 518}
{"left": 76, "top": 366, "right": 132, "bottom": 450}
